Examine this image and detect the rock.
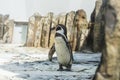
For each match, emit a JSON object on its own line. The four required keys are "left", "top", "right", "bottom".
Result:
{"left": 66, "top": 11, "right": 75, "bottom": 50}
{"left": 0, "top": 14, "right": 3, "bottom": 39}
{"left": 86, "top": 9, "right": 95, "bottom": 51}
{"left": 92, "top": 0, "right": 103, "bottom": 52}
{"left": 34, "top": 13, "right": 42, "bottom": 47}
{"left": 26, "top": 15, "right": 35, "bottom": 47}
{"left": 74, "top": 9, "right": 89, "bottom": 51}
{"left": 0, "top": 14, "right": 14, "bottom": 43}
{"left": 26, "top": 12, "right": 42, "bottom": 47}
{"left": 40, "top": 12, "right": 53, "bottom": 48}
{"left": 49, "top": 15, "right": 59, "bottom": 48}
{"left": 26, "top": 10, "right": 90, "bottom": 52}
{"left": 93, "top": 0, "right": 120, "bottom": 80}
{"left": 58, "top": 12, "right": 67, "bottom": 25}
{"left": 3, "top": 20, "right": 14, "bottom": 43}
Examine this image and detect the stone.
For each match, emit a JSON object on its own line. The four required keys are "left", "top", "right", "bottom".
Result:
{"left": 40, "top": 12, "right": 53, "bottom": 48}
{"left": 66, "top": 11, "right": 75, "bottom": 50}
{"left": 93, "top": 0, "right": 120, "bottom": 80}
{"left": 86, "top": 9, "right": 95, "bottom": 51}
{"left": 0, "top": 14, "right": 14, "bottom": 43}
{"left": 49, "top": 15, "right": 59, "bottom": 48}
{"left": 92, "top": 0, "right": 103, "bottom": 52}
{"left": 34, "top": 13, "right": 42, "bottom": 47}
{"left": 26, "top": 14, "right": 36, "bottom": 47}
{"left": 58, "top": 12, "right": 67, "bottom": 25}
{"left": 3, "top": 20, "right": 14, "bottom": 43}
{"left": 27, "top": 12, "right": 42, "bottom": 47}
{"left": 74, "top": 9, "right": 88, "bottom": 51}
{"left": 0, "top": 14, "right": 3, "bottom": 39}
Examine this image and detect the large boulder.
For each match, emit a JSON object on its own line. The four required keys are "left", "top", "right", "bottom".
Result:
{"left": 92, "top": 0, "right": 103, "bottom": 52}
{"left": 26, "top": 12, "right": 42, "bottom": 47}
{"left": 93, "top": 0, "right": 120, "bottom": 80}
{"left": 74, "top": 9, "right": 88, "bottom": 51}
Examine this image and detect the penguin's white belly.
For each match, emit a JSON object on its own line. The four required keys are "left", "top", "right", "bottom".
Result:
{"left": 55, "top": 37, "right": 71, "bottom": 65}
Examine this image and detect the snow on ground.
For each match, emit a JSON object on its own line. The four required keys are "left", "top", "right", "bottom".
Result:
{"left": 0, "top": 44, "right": 101, "bottom": 80}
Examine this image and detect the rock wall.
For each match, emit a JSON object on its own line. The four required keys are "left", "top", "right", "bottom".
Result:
{"left": 26, "top": 10, "right": 89, "bottom": 51}
{"left": 93, "top": 0, "right": 120, "bottom": 80}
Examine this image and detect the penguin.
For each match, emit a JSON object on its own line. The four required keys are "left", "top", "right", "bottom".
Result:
{"left": 48, "top": 43, "right": 55, "bottom": 61}
{"left": 54, "top": 24, "right": 73, "bottom": 71}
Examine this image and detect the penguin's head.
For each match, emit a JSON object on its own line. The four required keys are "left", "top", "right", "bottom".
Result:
{"left": 56, "top": 24, "right": 67, "bottom": 36}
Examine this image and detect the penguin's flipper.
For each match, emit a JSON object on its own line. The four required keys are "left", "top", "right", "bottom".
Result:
{"left": 48, "top": 43, "right": 55, "bottom": 61}
{"left": 67, "top": 42, "right": 74, "bottom": 61}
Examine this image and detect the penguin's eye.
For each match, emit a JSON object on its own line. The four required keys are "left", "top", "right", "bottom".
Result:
{"left": 56, "top": 27, "right": 61, "bottom": 31}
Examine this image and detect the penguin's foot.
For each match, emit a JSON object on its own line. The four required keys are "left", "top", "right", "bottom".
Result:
{"left": 57, "top": 68, "right": 64, "bottom": 71}
{"left": 64, "top": 68, "right": 71, "bottom": 71}
{"left": 57, "top": 64, "right": 63, "bottom": 71}
{"left": 65, "top": 64, "right": 72, "bottom": 71}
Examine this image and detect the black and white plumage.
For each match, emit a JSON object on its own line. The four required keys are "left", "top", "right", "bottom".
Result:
{"left": 54, "top": 24, "right": 73, "bottom": 71}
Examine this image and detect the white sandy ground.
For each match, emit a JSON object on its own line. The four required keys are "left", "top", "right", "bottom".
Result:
{"left": 0, "top": 44, "right": 101, "bottom": 80}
